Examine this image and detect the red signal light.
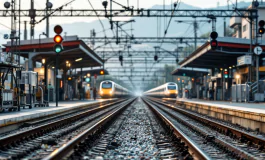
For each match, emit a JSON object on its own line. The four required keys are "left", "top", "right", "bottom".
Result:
{"left": 210, "top": 40, "right": 218, "bottom": 49}
{"left": 224, "top": 71, "right": 228, "bottom": 74}
{"left": 54, "top": 25, "right": 63, "bottom": 34}
{"left": 54, "top": 35, "right": 63, "bottom": 43}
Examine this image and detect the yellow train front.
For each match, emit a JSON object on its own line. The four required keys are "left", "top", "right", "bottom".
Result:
{"left": 99, "top": 80, "right": 131, "bottom": 98}
{"left": 143, "top": 82, "right": 178, "bottom": 98}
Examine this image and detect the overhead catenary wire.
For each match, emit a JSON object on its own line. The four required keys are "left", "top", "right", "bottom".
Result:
{"left": 159, "top": 0, "right": 180, "bottom": 49}
{"left": 87, "top": 0, "right": 115, "bottom": 54}
{"left": 35, "top": 0, "right": 77, "bottom": 24}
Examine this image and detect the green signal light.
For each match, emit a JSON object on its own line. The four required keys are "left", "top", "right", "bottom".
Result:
{"left": 85, "top": 78, "right": 90, "bottom": 82}
{"left": 54, "top": 44, "right": 63, "bottom": 53}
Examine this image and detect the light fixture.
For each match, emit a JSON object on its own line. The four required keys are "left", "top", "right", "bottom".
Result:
{"left": 236, "top": 74, "right": 240, "bottom": 79}
{"left": 220, "top": 68, "right": 223, "bottom": 71}
{"left": 84, "top": 76, "right": 87, "bottom": 78}
{"left": 66, "top": 61, "right": 69, "bottom": 64}
{"left": 52, "top": 66, "right": 55, "bottom": 69}
{"left": 229, "top": 66, "right": 232, "bottom": 69}
{"left": 75, "top": 58, "right": 83, "bottom": 62}
{"left": 42, "top": 58, "right": 46, "bottom": 64}
{"left": 87, "top": 73, "right": 91, "bottom": 77}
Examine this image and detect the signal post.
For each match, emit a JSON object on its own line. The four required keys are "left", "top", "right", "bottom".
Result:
{"left": 53, "top": 25, "right": 64, "bottom": 106}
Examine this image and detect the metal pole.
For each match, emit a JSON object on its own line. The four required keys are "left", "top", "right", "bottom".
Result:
{"left": 46, "top": 0, "right": 49, "bottom": 37}
{"left": 194, "top": 19, "right": 197, "bottom": 50}
{"left": 256, "top": 55, "right": 259, "bottom": 92}
{"left": 249, "top": 18, "right": 253, "bottom": 83}
{"left": 81, "top": 67, "right": 83, "bottom": 100}
{"left": 56, "top": 53, "right": 58, "bottom": 107}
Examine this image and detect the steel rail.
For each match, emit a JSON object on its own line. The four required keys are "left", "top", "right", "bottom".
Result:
{"left": 148, "top": 97, "right": 258, "bottom": 160}
{"left": 44, "top": 98, "right": 136, "bottom": 160}
{"left": 155, "top": 98, "right": 265, "bottom": 147}
{"left": 142, "top": 98, "right": 211, "bottom": 160}
{"left": 0, "top": 99, "right": 127, "bottom": 145}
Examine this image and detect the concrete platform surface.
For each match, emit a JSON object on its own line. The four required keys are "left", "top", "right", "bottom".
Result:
{"left": 0, "top": 99, "right": 114, "bottom": 127}
{"left": 174, "top": 98, "right": 265, "bottom": 114}
{"left": 161, "top": 98, "right": 265, "bottom": 132}
{"left": 163, "top": 98, "right": 265, "bottom": 114}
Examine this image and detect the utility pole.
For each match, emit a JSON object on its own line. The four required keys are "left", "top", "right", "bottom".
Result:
{"left": 30, "top": 0, "right": 35, "bottom": 40}
{"left": 46, "top": 0, "right": 49, "bottom": 37}
{"left": 193, "top": 19, "right": 198, "bottom": 50}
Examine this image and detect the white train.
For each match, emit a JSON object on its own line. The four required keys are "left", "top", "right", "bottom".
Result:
{"left": 143, "top": 82, "right": 178, "bottom": 98}
{"left": 99, "top": 80, "right": 131, "bottom": 98}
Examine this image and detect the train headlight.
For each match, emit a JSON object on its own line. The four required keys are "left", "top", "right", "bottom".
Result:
{"left": 110, "top": 91, "right": 113, "bottom": 94}
{"left": 100, "top": 91, "right": 103, "bottom": 94}
{"left": 166, "top": 91, "right": 169, "bottom": 94}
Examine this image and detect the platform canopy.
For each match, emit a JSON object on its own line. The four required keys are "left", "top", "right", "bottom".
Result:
{"left": 178, "top": 37, "right": 265, "bottom": 69}
{"left": 3, "top": 36, "right": 104, "bottom": 69}
{"left": 172, "top": 68, "right": 209, "bottom": 77}
{"left": 76, "top": 68, "right": 109, "bottom": 76}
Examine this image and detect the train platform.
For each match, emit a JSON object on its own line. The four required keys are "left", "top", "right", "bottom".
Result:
{"left": 175, "top": 98, "right": 265, "bottom": 114}
{"left": 163, "top": 98, "right": 265, "bottom": 132}
{"left": 0, "top": 99, "right": 114, "bottom": 127}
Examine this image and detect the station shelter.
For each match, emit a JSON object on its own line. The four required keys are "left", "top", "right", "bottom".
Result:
{"left": 75, "top": 68, "right": 109, "bottom": 99}
{"left": 173, "top": 37, "right": 265, "bottom": 101}
{"left": 171, "top": 68, "right": 209, "bottom": 99}
{"left": 3, "top": 36, "right": 104, "bottom": 102}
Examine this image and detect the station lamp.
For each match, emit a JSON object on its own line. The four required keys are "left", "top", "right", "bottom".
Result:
{"left": 68, "top": 77, "right": 72, "bottom": 81}
{"left": 53, "top": 25, "right": 63, "bottom": 53}
{"left": 258, "top": 20, "right": 265, "bottom": 35}
{"left": 100, "top": 70, "right": 105, "bottom": 75}
{"left": 210, "top": 31, "right": 218, "bottom": 50}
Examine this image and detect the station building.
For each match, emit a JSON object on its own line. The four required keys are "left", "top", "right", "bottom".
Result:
{"left": 173, "top": 37, "right": 265, "bottom": 101}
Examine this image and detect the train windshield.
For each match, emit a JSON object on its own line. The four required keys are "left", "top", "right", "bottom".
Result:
{"left": 168, "top": 85, "right": 176, "bottom": 90}
{"left": 102, "top": 83, "right": 112, "bottom": 89}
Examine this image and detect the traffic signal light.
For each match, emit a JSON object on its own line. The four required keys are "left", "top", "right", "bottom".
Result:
{"left": 154, "top": 55, "right": 158, "bottom": 61}
{"left": 85, "top": 77, "right": 90, "bottom": 82}
{"left": 100, "top": 70, "right": 104, "bottom": 75}
{"left": 224, "top": 70, "right": 228, "bottom": 78}
{"left": 258, "top": 20, "right": 265, "bottom": 35}
{"left": 53, "top": 25, "right": 63, "bottom": 53}
{"left": 210, "top": 31, "right": 218, "bottom": 50}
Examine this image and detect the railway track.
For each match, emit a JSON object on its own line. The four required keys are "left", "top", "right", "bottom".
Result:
{"left": 0, "top": 98, "right": 135, "bottom": 159}
{"left": 0, "top": 99, "right": 120, "bottom": 135}
{"left": 44, "top": 98, "right": 197, "bottom": 160}
{"left": 144, "top": 97, "right": 265, "bottom": 160}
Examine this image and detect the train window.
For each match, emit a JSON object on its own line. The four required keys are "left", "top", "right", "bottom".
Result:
{"left": 168, "top": 85, "right": 176, "bottom": 90}
{"left": 102, "top": 83, "right": 112, "bottom": 88}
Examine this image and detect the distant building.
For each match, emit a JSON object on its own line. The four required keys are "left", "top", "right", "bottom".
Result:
{"left": 230, "top": 1, "right": 265, "bottom": 40}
